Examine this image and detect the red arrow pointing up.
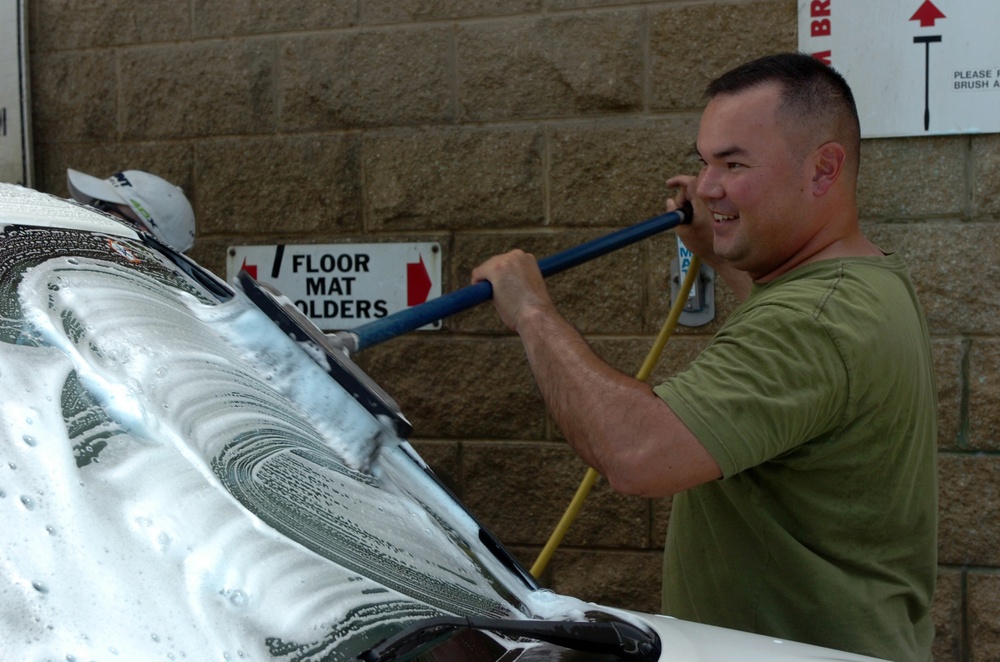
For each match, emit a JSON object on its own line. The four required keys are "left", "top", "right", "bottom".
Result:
{"left": 407, "top": 255, "right": 432, "bottom": 306}
{"left": 910, "top": 0, "right": 945, "bottom": 28}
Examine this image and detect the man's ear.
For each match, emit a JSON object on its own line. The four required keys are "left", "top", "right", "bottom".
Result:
{"left": 811, "top": 142, "right": 846, "bottom": 197}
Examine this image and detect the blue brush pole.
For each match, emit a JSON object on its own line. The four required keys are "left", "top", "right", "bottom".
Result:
{"left": 343, "top": 202, "right": 693, "bottom": 352}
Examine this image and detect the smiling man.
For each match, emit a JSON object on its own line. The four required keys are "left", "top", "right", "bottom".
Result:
{"left": 472, "top": 53, "right": 937, "bottom": 662}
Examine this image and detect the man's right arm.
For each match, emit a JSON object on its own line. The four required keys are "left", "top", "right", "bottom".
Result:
{"left": 471, "top": 250, "right": 722, "bottom": 497}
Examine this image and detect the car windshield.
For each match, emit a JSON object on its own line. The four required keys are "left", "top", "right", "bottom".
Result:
{"left": 0, "top": 186, "right": 647, "bottom": 661}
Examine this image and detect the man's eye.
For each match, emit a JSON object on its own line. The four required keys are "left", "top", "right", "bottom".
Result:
{"left": 727, "top": 162, "right": 745, "bottom": 170}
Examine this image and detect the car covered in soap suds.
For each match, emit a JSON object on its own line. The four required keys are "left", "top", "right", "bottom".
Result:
{"left": 0, "top": 183, "right": 885, "bottom": 661}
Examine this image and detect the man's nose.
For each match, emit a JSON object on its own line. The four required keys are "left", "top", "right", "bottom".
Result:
{"left": 695, "top": 166, "right": 722, "bottom": 200}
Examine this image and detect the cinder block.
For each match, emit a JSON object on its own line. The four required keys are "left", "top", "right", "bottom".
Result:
{"left": 194, "top": 134, "right": 363, "bottom": 236}
{"left": 543, "top": 549, "right": 663, "bottom": 613}
{"left": 972, "top": 134, "right": 1000, "bottom": 217}
{"left": 858, "top": 138, "right": 966, "bottom": 218}
{"left": 361, "top": 0, "right": 541, "bottom": 24}
{"left": 192, "top": 0, "right": 356, "bottom": 37}
{"left": 461, "top": 441, "right": 651, "bottom": 548}
{"left": 455, "top": 12, "right": 644, "bottom": 121}
{"left": 648, "top": 1, "right": 798, "bottom": 111}
{"left": 932, "top": 567, "right": 963, "bottom": 662}
{"left": 363, "top": 127, "right": 544, "bottom": 231}
{"left": 548, "top": 117, "right": 701, "bottom": 228}
{"left": 969, "top": 571, "right": 1000, "bottom": 660}
{"left": 938, "top": 453, "right": 1000, "bottom": 565}
{"left": 363, "top": 336, "right": 547, "bottom": 440}
{"left": 279, "top": 29, "right": 452, "bottom": 131}
{"left": 29, "top": 51, "right": 117, "bottom": 144}
{"left": 30, "top": 0, "right": 190, "bottom": 50}
{"left": 864, "top": 223, "right": 1000, "bottom": 335}
{"left": 120, "top": 41, "right": 278, "bottom": 140}
{"left": 462, "top": 441, "right": 585, "bottom": 545}
{"left": 968, "top": 340, "right": 1000, "bottom": 451}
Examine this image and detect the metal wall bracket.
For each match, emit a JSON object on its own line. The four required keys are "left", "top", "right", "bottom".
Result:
{"left": 669, "top": 259, "right": 715, "bottom": 327}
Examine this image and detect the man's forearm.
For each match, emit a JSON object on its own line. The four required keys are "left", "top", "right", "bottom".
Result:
{"left": 513, "top": 303, "right": 721, "bottom": 496}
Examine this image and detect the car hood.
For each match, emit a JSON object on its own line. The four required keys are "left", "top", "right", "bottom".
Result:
{"left": 625, "top": 611, "right": 886, "bottom": 661}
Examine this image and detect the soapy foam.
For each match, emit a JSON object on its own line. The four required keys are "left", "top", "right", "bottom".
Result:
{"left": 1, "top": 250, "right": 598, "bottom": 660}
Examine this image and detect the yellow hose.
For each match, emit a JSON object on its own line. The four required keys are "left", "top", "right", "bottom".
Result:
{"left": 529, "top": 255, "right": 702, "bottom": 578}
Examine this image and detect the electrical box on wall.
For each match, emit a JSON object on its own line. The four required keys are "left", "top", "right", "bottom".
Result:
{"left": 670, "top": 240, "right": 716, "bottom": 327}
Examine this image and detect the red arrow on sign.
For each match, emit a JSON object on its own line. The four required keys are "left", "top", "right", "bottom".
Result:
{"left": 407, "top": 255, "right": 432, "bottom": 306}
{"left": 240, "top": 257, "right": 258, "bottom": 280}
{"left": 910, "top": 0, "right": 945, "bottom": 28}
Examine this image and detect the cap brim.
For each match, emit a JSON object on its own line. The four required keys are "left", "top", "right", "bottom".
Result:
{"left": 66, "top": 169, "right": 128, "bottom": 206}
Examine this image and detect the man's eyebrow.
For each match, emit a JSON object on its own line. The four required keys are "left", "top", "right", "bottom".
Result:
{"left": 693, "top": 143, "right": 748, "bottom": 161}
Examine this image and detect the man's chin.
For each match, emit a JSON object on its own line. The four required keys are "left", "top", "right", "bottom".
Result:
{"left": 712, "top": 240, "right": 747, "bottom": 265}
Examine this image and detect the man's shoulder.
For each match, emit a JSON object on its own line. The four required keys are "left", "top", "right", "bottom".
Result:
{"left": 748, "top": 254, "right": 915, "bottom": 311}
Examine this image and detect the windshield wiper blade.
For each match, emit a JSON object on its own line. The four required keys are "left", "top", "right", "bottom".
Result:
{"left": 357, "top": 614, "right": 661, "bottom": 662}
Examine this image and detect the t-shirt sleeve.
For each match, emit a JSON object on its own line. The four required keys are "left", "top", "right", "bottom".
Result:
{"left": 653, "top": 303, "right": 849, "bottom": 478}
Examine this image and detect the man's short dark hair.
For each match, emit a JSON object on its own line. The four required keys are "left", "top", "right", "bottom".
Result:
{"left": 707, "top": 52, "right": 861, "bottom": 170}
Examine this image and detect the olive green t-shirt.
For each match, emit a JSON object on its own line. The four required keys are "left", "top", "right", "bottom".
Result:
{"left": 654, "top": 254, "right": 937, "bottom": 662}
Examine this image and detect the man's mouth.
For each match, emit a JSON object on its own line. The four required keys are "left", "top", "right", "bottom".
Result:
{"left": 713, "top": 212, "right": 737, "bottom": 222}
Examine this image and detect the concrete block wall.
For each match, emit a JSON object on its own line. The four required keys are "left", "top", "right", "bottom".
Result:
{"left": 25, "top": 0, "right": 1000, "bottom": 659}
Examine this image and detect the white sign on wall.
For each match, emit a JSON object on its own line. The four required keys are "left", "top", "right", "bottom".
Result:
{"left": 227, "top": 243, "right": 443, "bottom": 333}
{"left": 799, "top": 0, "right": 1000, "bottom": 138}
{"left": 0, "top": 0, "right": 32, "bottom": 185}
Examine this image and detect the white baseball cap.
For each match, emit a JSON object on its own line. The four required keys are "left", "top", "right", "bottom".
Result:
{"left": 67, "top": 169, "right": 196, "bottom": 253}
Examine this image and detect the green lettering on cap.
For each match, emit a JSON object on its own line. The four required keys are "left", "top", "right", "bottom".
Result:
{"left": 129, "top": 199, "right": 152, "bottom": 221}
